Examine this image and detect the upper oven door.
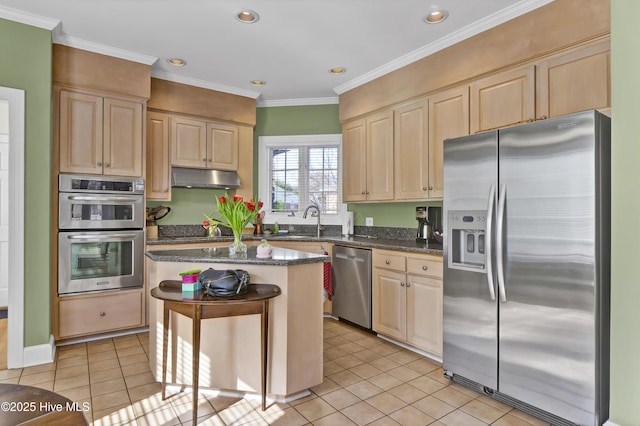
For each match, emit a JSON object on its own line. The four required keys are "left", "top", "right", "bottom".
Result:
{"left": 59, "top": 192, "right": 144, "bottom": 230}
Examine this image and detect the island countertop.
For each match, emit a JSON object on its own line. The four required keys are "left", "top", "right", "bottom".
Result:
{"left": 145, "top": 246, "right": 330, "bottom": 265}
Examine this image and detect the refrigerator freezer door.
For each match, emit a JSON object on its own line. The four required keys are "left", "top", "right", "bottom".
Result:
{"left": 443, "top": 131, "right": 498, "bottom": 390}
{"left": 498, "top": 111, "right": 608, "bottom": 425}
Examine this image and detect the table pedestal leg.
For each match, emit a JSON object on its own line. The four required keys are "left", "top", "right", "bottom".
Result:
{"left": 261, "top": 300, "right": 269, "bottom": 411}
{"left": 192, "top": 305, "right": 202, "bottom": 425}
{"left": 162, "top": 305, "right": 170, "bottom": 400}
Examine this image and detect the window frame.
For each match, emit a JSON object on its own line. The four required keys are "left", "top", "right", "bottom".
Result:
{"left": 258, "top": 134, "right": 346, "bottom": 226}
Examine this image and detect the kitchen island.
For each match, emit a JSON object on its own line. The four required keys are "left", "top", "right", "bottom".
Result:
{"left": 146, "top": 246, "right": 329, "bottom": 403}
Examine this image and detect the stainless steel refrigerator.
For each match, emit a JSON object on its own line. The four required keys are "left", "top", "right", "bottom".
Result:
{"left": 442, "top": 110, "right": 610, "bottom": 426}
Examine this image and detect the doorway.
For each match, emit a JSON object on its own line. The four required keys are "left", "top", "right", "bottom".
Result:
{"left": 0, "top": 86, "right": 25, "bottom": 370}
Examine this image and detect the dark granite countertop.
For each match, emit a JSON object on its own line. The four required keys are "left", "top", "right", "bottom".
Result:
{"left": 146, "top": 234, "right": 443, "bottom": 256}
{"left": 145, "top": 246, "right": 330, "bottom": 266}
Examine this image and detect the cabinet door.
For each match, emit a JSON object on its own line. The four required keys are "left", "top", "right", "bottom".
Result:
{"left": 146, "top": 111, "right": 171, "bottom": 200}
{"left": 428, "top": 86, "right": 469, "bottom": 199}
{"left": 372, "top": 268, "right": 406, "bottom": 340}
{"left": 537, "top": 37, "right": 610, "bottom": 118}
{"left": 171, "top": 116, "right": 207, "bottom": 168}
{"left": 342, "top": 118, "right": 367, "bottom": 202}
{"left": 394, "top": 98, "right": 429, "bottom": 200}
{"left": 406, "top": 275, "right": 443, "bottom": 356}
{"left": 207, "top": 122, "right": 238, "bottom": 170}
{"left": 470, "top": 65, "right": 535, "bottom": 133}
{"left": 367, "top": 109, "right": 394, "bottom": 201}
{"left": 59, "top": 90, "right": 103, "bottom": 174}
{"left": 103, "top": 98, "right": 143, "bottom": 177}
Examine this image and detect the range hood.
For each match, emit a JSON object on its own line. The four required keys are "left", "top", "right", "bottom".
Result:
{"left": 171, "top": 167, "right": 241, "bottom": 189}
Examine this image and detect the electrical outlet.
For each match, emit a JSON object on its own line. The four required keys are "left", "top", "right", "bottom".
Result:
{"left": 365, "top": 217, "right": 374, "bottom": 227}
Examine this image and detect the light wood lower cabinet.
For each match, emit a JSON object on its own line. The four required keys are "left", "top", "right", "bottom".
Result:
{"left": 57, "top": 288, "right": 145, "bottom": 339}
{"left": 373, "top": 249, "right": 443, "bottom": 357}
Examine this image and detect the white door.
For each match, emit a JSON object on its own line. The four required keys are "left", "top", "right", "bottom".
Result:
{"left": 0, "top": 100, "right": 8, "bottom": 308}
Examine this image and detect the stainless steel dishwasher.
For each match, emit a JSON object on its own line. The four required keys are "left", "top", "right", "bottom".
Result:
{"left": 332, "top": 245, "right": 372, "bottom": 329}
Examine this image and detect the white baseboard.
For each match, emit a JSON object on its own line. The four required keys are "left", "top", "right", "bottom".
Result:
{"left": 604, "top": 421, "right": 620, "bottom": 426}
{"left": 21, "top": 334, "right": 55, "bottom": 367}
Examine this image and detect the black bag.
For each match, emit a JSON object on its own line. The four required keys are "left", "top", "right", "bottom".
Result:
{"left": 198, "top": 268, "right": 250, "bottom": 297}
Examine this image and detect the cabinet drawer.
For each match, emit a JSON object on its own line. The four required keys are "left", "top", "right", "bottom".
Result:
{"left": 373, "top": 250, "right": 406, "bottom": 271}
{"left": 407, "top": 256, "right": 443, "bottom": 279}
{"left": 59, "top": 291, "right": 143, "bottom": 338}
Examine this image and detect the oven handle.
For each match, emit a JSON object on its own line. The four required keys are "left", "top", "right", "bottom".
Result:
{"left": 66, "top": 195, "right": 141, "bottom": 203}
{"left": 66, "top": 233, "right": 138, "bottom": 240}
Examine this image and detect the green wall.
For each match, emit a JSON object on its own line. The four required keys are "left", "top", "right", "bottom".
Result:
{"left": 0, "top": 19, "right": 52, "bottom": 347}
{"left": 610, "top": 2, "right": 640, "bottom": 424}
{"left": 147, "top": 188, "right": 229, "bottom": 225}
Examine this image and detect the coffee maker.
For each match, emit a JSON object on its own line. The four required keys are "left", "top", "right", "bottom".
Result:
{"left": 416, "top": 206, "right": 442, "bottom": 243}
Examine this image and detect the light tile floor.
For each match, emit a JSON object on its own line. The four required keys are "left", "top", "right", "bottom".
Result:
{"left": 0, "top": 318, "right": 552, "bottom": 425}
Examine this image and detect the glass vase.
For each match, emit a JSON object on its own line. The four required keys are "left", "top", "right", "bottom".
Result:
{"left": 229, "top": 230, "right": 247, "bottom": 256}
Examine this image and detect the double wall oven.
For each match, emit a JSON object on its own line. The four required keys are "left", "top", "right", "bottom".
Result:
{"left": 58, "top": 175, "right": 145, "bottom": 296}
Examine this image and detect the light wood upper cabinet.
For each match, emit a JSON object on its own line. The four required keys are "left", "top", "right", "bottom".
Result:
{"left": 367, "top": 110, "right": 394, "bottom": 201}
{"left": 394, "top": 86, "right": 468, "bottom": 201}
{"left": 207, "top": 122, "right": 238, "bottom": 170}
{"left": 171, "top": 116, "right": 207, "bottom": 168}
{"left": 103, "top": 98, "right": 143, "bottom": 177}
{"left": 394, "top": 99, "right": 429, "bottom": 200}
{"left": 146, "top": 111, "right": 171, "bottom": 200}
{"left": 59, "top": 90, "right": 103, "bottom": 175}
{"left": 536, "top": 37, "right": 610, "bottom": 119}
{"left": 171, "top": 116, "right": 239, "bottom": 171}
{"left": 470, "top": 65, "right": 536, "bottom": 133}
{"left": 342, "top": 118, "right": 367, "bottom": 202}
{"left": 58, "top": 89, "right": 143, "bottom": 177}
{"left": 343, "top": 109, "right": 394, "bottom": 202}
{"left": 428, "top": 86, "right": 469, "bottom": 199}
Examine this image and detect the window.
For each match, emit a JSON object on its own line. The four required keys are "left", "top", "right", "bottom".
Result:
{"left": 258, "top": 134, "right": 344, "bottom": 224}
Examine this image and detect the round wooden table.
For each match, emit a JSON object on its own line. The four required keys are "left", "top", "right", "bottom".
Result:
{"left": 0, "top": 383, "right": 88, "bottom": 425}
{"left": 151, "top": 280, "right": 281, "bottom": 425}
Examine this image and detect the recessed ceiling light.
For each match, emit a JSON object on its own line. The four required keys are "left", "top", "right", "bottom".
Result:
{"left": 329, "top": 67, "right": 347, "bottom": 75}
{"left": 236, "top": 9, "right": 260, "bottom": 23}
{"left": 168, "top": 58, "right": 186, "bottom": 67}
{"left": 425, "top": 9, "right": 448, "bottom": 24}
{"left": 251, "top": 80, "right": 266, "bottom": 86}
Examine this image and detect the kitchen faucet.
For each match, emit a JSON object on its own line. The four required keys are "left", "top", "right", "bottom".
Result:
{"left": 303, "top": 204, "right": 323, "bottom": 238}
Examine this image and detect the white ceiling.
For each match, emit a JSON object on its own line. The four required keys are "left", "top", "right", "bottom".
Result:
{"left": 0, "top": 0, "right": 553, "bottom": 106}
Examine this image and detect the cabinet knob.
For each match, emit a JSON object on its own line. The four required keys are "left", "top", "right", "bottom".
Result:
{"left": 366, "top": 191, "right": 370, "bottom": 195}
{"left": 406, "top": 282, "right": 411, "bottom": 288}
{"left": 207, "top": 159, "right": 212, "bottom": 162}
{"left": 422, "top": 265, "right": 428, "bottom": 271}
{"left": 385, "top": 260, "right": 390, "bottom": 265}
{"left": 97, "top": 162, "right": 102, "bottom": 166}
{"left": 423, "top": 186, "right": 428, "bottom": 191}
{"left": 99, "top": 312, "right": 106, "bottom": 317}
{"left": 202, "top": 158, "right": 207, "bottom": 161}
{"left": 400, "top": 282, "right": 405, "bottom": 287}
{"left": 104, "top": 163, "right": 110, "bottom": 168}
{"left": 428, "top": 186, "right": 433, "bottom": 190}
{"left": 361, "top": 191, "right": 366, "bottom": 195}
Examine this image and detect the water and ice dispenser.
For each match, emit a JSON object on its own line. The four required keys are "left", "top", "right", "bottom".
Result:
{"left": 448, "top": 210, "right": 487, "bottom": 272}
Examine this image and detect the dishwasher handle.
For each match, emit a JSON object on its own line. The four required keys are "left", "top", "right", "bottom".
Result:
{"left": 334, "top": 252, "right": 367, "bottom": 263}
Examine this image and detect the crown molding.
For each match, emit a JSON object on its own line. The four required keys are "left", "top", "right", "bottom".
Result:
{"left": 257, "top": 97, "right": 339, "bottom": 107}
{"left": 0, "top": 5, "right": 59, "bottom": 31}
{"left": 151, "top": 70, "right": 261, "bottom": 99}
{"left": 54, "top": 34, "right": 157, "bottom": 66}
{"left": 333, "top": 0, "right": 554, "bottom": 95}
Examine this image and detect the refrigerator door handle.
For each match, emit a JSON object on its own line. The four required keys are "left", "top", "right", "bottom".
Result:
{"left": 496, "top": 183, "right": 507, "bottom": 302}
{"left": 485, "top": 185, "right": 496, "bottom": 301}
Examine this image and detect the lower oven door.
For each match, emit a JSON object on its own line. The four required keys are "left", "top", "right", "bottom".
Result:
{"left": 58, "top": 230, "right": 144, "bottom": 296}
